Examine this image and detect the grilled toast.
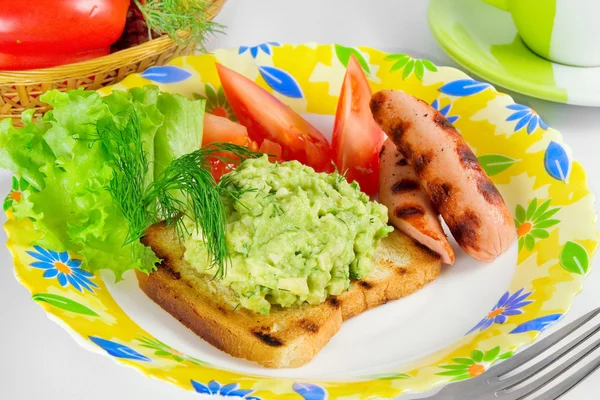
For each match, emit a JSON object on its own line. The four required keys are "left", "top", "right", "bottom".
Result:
{"left": 137, "top": 223, "right": 441, "bottom": 368}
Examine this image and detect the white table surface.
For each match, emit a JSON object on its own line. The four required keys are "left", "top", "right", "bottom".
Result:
{"left": 1, "top": 1, "right": 599, "bottom": 399}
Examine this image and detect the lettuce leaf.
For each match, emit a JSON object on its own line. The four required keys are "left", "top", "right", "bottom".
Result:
{"left": 0, "top": 110, "right": 54, "bottom": 190}
{"left": 0, "top": 86, "right": 205, "bottom": 280}
{"left": 154, "top": 92, "right": 205, "bottom": 179}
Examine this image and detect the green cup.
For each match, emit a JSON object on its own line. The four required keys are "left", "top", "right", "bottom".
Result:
{"left": 483, "top": 0, "right": 600, "bottom": 67}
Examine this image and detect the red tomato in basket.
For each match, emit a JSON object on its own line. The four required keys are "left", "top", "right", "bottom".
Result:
{"left": 216, "top": 64, "right": 333, "bottom": 172}
{"left": 0, "top": 0, "right": 129, "bottom": 70}
{"left": 332, "top": 55, "right": 387, "bottom": 196}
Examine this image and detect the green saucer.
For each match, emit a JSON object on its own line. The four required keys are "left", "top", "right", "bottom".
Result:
{"left": 428, "top": 0, "right": 600, "bottom": 106}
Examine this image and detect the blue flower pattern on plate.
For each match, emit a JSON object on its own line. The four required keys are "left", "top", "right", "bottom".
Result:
{"left": 438, "top": 78, "right": 491, "bottom": 96}
{"left": 258, "top": 65, "right": 303, "bottom": 98}
{"left": 506, "top": 104, "right": 549, "bottom": 134}
{"left": 431, "top": 99, "right": 459, "bottom": 123}
{"left": 293, "top": 382, "right": 327, "bottom": 400}
{"left": 544, "top": 140, "right": 571, "bottom": 182}
{"left": 192, "top": 380, "right": 261, "bottom": 399}
{"left": 27, "top": 246, "right": 98, "bottom": 293}
{"left": 90, "top": 336, "right": 151, "bottom": 362}
{"left": 467, "top": 288, "right": 533, "bottom": 334}
{"left": 140, "top": 66, "right": 192, "bottom": 84}
{"left": 510, "top": 314, "right": 563, "bottom": 334}
{"left": 239, "top": 42, "right": 281, "bottom": 58}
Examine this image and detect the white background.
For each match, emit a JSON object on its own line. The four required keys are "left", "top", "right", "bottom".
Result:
{"left": 1, "top": 1, "right": 599, "bottom": 399}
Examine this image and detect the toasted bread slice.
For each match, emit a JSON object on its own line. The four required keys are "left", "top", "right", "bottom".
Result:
{"left": 137, "top": 224, "right": 441, "bottom": 368}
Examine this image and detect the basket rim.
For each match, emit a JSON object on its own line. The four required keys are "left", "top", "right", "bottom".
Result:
{"left": 0, "top": 35, "right": 185, "bottom": 84}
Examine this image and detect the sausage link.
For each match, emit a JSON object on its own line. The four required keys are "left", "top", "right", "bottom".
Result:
{"left": 379, "top": 139, "right": 455, "bottom": 264}
{"left": 370, "top": 90, "right": 515, "bottom": 262}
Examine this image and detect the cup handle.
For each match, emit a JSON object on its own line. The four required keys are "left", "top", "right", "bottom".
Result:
{"left": 481, "top": 0, "right": 509, "bottom": 11}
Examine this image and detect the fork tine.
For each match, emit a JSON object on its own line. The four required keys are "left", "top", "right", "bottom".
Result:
{"left": 534, "top": 353, "right": 600, "bottom": 400}
{"left": 497, "top": 332, "right": 600, "bottom": 398}
{"left": 489, "top": 308, "right": 600, "bottom": 377}
{"left": 488, "top": 320, "right": 600, "bottom": 386}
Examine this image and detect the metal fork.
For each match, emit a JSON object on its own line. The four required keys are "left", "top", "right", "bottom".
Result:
{"left": 424, "top": 307, "right": 600, "bottom": 400}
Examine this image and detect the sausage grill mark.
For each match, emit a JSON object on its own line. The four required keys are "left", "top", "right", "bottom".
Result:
{"left": 413, "top": 153, "right": 433, "bottom": 174}
{"left": 398, "top": 142, "right": 414, "bottom": 160}
{"left": 396, "top": 157, "right": 408, "bottom": 166}
{"left": 433, "top": 114, "right": 463, "bottom": 140}
{"left": 379, "top": 145, "right": 386, "bottom": 158}
{"left": 450, "top": 209, "right": 481, "bottom": 250}
{"left": 395, "top": 205, "right": 425, "bottom": 218}
{"left": 391, "top": 122, "right": 411, "bottom": 143}
{"left": 456, "top": 144, "right": 480, "bottom": 169}
{"left": 433, "top": 114, "right": 454, "bottom": 130}
{"left": 477, "top": 176, "right": 503, "bottom": 205}
{"left": 427, "top": 181, "right": 452, "bottom": 210}
{"left": 391, "top": 179, "right": 420, "bottom": 193}
{"left": 370, "top": 93, "right": 384, "bottom": 116}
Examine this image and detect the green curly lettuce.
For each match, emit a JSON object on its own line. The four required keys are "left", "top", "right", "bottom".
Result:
{"left": 0, "top": 86, "right": 205, "bottom": 280}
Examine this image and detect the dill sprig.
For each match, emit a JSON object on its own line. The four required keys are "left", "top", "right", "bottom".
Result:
{"left": 134, "top": 0, "right": 225, "bottom": 51}
{"left": 96, "top": 113, "right": 153, "bottom": 245}
{"left": 146, "top": 151, "right": 228, "bottom": 277}
{"left": 145, "top": 144, "right": 261, "bottom": 278}
{"left": 91, "top": 110, "right": 261, "bottom": 278}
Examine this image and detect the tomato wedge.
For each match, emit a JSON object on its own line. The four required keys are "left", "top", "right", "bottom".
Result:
{"left": 332, "top": 55, "right": 386, "bottom": 196}
{"left": 216, "top": 64, "right": 333, "bottom": 172}
{"left": 259, "top": 139, "right": 283, "bottom": 162}
{"left": 202, "top": 113, "right": 258, "bottom": 181}
{"left": 203, "top": 113, "right": 252, "bottom": 147}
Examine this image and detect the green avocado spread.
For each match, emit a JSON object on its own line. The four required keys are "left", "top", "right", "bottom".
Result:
{"left": 183, "top": 156, "right": 392, "bottom": 314}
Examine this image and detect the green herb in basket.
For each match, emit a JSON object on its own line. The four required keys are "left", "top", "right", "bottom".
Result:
{"left": 134, "top": 0, "right": 225, "bottom": 50}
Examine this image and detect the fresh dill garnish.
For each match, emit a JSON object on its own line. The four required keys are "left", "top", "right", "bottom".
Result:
{"left": 263, "top": 192, "right": 275, "bottom": 202}
{"left": 330, "top": 160, "right": 349, "bottom": 181}
{"left": 134, "top": 0, "right": 225, "bottom": 51}
{"left": 95, "top": 113, "right": 152, "bottom": 245}
{"left": 145, "top": 150, "right": 229, "bottom": 277}
{"left": 240, "top": 242, "right": 250, "bottom": 257}
{"left": 206, "top": 142, "right": 262, "bottom": 208}
{"left": 270, "top": 203, "right": 284, "bottom": 218}
{"left": 89, "top": 109, "right": 261, "bottom": 279}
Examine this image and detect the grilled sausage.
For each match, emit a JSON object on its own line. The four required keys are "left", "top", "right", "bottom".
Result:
{"left": 370, "top": 90, "right": 515, "bottom": 262}
{"left": 379, "top": 139, "right": 455, "bottom": 264}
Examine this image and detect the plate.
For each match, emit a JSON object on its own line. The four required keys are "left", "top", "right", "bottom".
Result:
{"left": 4, "top": 43, "right": 598, "bottom": 399}
{"left": 428, "top": 0, "right": 600, "bottom": 106}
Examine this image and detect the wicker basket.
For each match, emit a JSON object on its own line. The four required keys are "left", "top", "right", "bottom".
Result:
{"left": 0, "top": 0, "right": 226, "bottom": 126}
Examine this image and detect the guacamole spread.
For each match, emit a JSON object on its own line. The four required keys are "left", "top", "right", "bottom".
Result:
{"left": 183, "top": 156, "right": 392, "bottom": 314}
